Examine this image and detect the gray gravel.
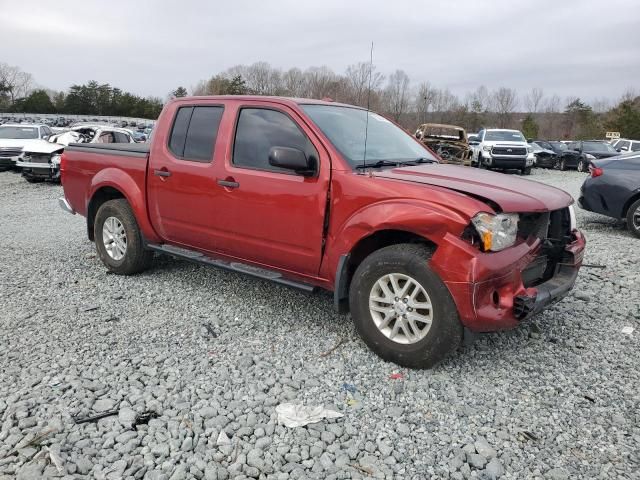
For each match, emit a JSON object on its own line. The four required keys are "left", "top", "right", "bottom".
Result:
{"left": 0, "top": 168, "right": 639, "bottom": 479}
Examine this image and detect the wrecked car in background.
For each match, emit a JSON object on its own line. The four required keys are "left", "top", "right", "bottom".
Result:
{"left": 0, "top": 124, "right": 54, "bottom": 170}
{"left": 415, "top": 123, "right": 472, "bottom": 165}
{"left": 16, "top": 125, "right": 135, "bottom": 183}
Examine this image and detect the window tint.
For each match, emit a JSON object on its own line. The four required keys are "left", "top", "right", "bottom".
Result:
{"left": 114, "top": 132, "right": 130, "bottom": 143}
{"left": 233, "top": 108, "right": 317, "bottom": 173}
{"left": 168, "top": 106, "right": 223, "bottom": 162}
{"left": 183, "top": 107, "right": 224, "bottom": 161}
{"left": 631, "top": 142, "right": 640, "bottom": 152}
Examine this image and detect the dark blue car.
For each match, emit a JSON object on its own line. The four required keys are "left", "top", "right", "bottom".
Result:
{"left": 579, "top": 153, "right": 640, "bottom": 237}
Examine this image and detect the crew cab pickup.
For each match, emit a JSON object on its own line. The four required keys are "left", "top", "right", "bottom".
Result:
{"left": 59, "top": 96, "right": 586, "bottom": 368}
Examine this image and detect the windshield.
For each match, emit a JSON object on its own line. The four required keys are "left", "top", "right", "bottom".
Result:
{"left": 534, "top": 141, "right": 553, "bottom": 150}
{"left": 301, "top": 105, "right": 437, "bottom": 167}
{"left": 549, "top": 141, "right": 568, "bottom": 152}
{"left": 584, "top": 141, "right": 617, "bottom": 153}
{"left": 484, "top": 130, "right": 525, "bottom": 142}
{"left": 0, "top": 126, "right": 39, "bottom": 139}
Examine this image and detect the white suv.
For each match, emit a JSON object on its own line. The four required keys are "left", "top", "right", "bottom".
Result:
{"left": 473, "top": 128, "right": 535, "bottom": 175}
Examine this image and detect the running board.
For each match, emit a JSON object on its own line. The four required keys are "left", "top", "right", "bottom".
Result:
{"left": 148, "top": 244, "right": 315, "bottom": 292}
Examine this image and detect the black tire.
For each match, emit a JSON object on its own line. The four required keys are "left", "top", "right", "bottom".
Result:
{"left": 349, "top": 244, "right": 463, "bottom": 369}
{"left": 625, "top": 198, "right": 640, "bottom": 239}
{"left": 94, "top": 199, "right": 154, "bottom": 275}
{"left": 559, "top": 159, "right": 567, "bottom": 171}
{"left": 521, "top": 167, "right": 532, "bottom": 175}
{"left": 24, "top": 175, "right": 44, "bottom": 183}
{"left": 577, "top": 159, "right": 586, "bottom": 173}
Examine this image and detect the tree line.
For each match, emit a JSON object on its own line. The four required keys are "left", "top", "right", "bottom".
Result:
{"left": 1, "top": 63, "right": 163, "bottom": 119}
{"left": 2, "top": 60, "right": 639, "bottom": 139}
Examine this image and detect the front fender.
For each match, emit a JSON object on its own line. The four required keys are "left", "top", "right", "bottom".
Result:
{"left": 323, "top": 200, "right": 470, "bottom": 283}
{"left": 88, "top": 168, "right": 161, "bottom": 243}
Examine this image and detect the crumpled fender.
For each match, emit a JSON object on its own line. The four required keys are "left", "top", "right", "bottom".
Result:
{"left": 88, "top": 168, "right": 161, "bottom": 243}
{"left": 322, "top": 199, "right": 471, "bottom": 283}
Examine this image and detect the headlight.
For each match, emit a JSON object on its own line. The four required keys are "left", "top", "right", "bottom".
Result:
{"left": 527, "top": 146, "right": 533, "bottom": 153}
{"left": 51, "top": 154, "right": 62, "bottom": 165}
{"left": 568, "top": 205, "right": 576, "bottom": 231}
{"left": 471, "top": 212, "right": 519, "bottom": 252}
{"left": 482, "top": 145, "right": 492, "bottom": 152}
{"left": 585, "top": 153, "right": 596, "bottom": 160}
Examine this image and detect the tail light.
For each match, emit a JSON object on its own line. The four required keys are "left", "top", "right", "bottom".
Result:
{"left": 59, "top": 152, "right": 68, "bottom": 184}
{"left": 589, "top": 165, "right": 603, "bottom": 177}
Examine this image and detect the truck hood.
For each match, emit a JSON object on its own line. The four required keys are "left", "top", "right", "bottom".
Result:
{"left": 21, "top": 140, "right": 65, "bottom": 155}
{"left": 374, "top": 164, "right": 573, "bottom": 213}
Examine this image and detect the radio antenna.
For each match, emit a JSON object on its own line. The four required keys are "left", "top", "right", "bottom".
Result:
{"left": 362, "top": 41, "right": 374, "bottom": 170}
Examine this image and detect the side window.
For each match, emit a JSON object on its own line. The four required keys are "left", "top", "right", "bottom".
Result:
{"left": 232, "top": 108, "right": 317, "bottom": 173}
{"left": 114, "top": 132, "right": 130, "bottom": 143}
{"left": 617, "top": 140, "right": 629, "bottom": 150}
{"left": 631, "top": 142, "right": 640, "bottom": 152}
{"left": 42, "top": 126, "right": 52, "bottom": 136}
{"left": 168, "top": 106, "right": 224, "bottom": 162}
{"left": 97, "top": 132, "right": 115, "bottom": 143}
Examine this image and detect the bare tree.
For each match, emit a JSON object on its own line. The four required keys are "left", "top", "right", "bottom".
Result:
{"left": 544, "top": 94, "right": 561, "bottom": 113}
{"left": 304, "top": 66, "right": 336, "bottom": 99}
{"left": 383, "top": 70, "right": 410, "bottom": 122}
{"left": 0, "top": 62, "right": 33, "bottom": 106}
{"left": 344, "top": 62, "right": 384, "bottom": 107}
{"left": 282, "top": 68, "right": 306, "bottom": 97}
{"left": 415, "top": 81, "right": 437, "bottom": 124}
{"left": 524, "top": 87, "right": 544, "bottom": 113}
{"left": 493, "top": 87, "right": 518, "bottom": 127}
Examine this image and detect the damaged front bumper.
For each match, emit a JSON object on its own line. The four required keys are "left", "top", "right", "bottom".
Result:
{"left": 15, "top": 160, "right": 61, "bottom": 180}
{"left": 433, "top": 229, "right": 586, "bottom": 332}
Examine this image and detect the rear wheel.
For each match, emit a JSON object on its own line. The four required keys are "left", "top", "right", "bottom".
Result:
{"left": 94, "top": 199, "right": 154, "bottom": 275}
{"left": 349, "top": 244, "right": 462, "bottom": 369}
{"left": 625, "top": 199, "right": 640, "bottom": 238}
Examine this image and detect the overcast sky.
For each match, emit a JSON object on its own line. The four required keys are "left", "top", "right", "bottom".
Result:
{"left": 2, "top": 0, "right": 639, "bottom": 104}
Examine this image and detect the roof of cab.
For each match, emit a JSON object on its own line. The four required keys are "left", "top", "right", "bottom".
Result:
{"left": 171, "top": 95, "right": 364, "bottom": 110}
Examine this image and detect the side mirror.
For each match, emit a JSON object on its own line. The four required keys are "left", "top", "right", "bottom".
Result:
{"left": 268, "top": 146, "right": 315, "bottom": 176}
{"left": 42, "top": 135, "right": 50, "bottom": 140}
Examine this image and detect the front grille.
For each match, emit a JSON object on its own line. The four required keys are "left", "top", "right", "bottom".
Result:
{"left": 520, "top": 207, "right": 572, "bottom": 288}
{"left": 22, "top": 153, "right": 51, "bottom": 164}
{"left": 0, "top": 148, "right": 22, "bottom": 157}
{"left": 492, "top": 147, "right": 527, "bottom": 156}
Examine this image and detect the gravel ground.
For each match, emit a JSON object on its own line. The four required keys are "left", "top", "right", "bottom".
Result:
{"left": 0, "top": 168, "right": 638, "bottom": 480}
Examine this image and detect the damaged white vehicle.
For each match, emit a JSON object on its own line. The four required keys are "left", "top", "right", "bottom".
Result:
{"left": 16, "top": 125, "right": 134, "bottom": 183}
{"left": 0, "top": 124, "right": 54, "bottom": 170}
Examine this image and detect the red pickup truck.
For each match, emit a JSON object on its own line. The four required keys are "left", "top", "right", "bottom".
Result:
{"left": 59, "top": 96, "right": 585, "bottom": 368}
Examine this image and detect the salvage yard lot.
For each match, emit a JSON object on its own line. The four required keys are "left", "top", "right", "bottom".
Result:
{"left": 0, "top": 169, "right": 638, "bottom": 479}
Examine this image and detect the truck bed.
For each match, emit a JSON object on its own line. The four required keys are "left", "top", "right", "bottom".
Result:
{"left": 66, "top": 142, "right": 150, "bottom": 157}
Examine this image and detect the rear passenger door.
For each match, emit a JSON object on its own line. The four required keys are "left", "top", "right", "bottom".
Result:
{"left": 147, "top": 103, "right": 225, "bottom": 250}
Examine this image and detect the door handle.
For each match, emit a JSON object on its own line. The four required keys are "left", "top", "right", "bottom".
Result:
{"left": 154, "top": 169, "right": 171, "bottom": 178}
{"left": 217, "top": 179, "right": 239, "bottom": 189}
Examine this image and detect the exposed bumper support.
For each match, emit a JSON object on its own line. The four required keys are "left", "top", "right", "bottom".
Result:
{"left": 58, "top": 197, "right": 75, "bottom": 215}
{"left": 15, "top": 161, "right": 55, "bottom": 169}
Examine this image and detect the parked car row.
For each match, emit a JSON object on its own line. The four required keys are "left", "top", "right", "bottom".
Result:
{"left": 0, "top": 122, "right": 138, "bottom": 182}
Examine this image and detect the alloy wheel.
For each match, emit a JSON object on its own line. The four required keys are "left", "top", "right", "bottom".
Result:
{"left": 102, "top": 216, "right": 127, "bottom": 261}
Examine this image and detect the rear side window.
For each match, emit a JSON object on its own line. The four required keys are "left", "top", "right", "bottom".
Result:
{"left": 168, "top": 106, "right": 224, "bottom": 162}
{"left": 114, "top": 132, "right": 130, "bottom": 143}
{"left": 232, "top": 108, "right": 316, "bottom": 173}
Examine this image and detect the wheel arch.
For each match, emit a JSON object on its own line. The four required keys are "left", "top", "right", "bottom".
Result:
{"left": 87, "top": 186, "right": 127, "bottom": 241}
{"left": 622, "top": 191, "right": 640, "bottom": 219}
{"left": 334, "top": 229, "right": 438, "bottom": 313}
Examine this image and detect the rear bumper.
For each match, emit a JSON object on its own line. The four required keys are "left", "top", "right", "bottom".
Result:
{"left": 59, "top": 197, "right": 75, "bottom": 215}
{"left": 434, "top": 229, "right": 586, "bottom": 332}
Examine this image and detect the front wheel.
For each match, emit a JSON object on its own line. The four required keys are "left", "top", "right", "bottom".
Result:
{"left": 349, "top": 244, "right": 463, "bottom": 368}
{"left": 94, "top": 199, "right": 154, "bottom": 275}
{"left": 521, "top": 166, "right": 532, "bottom": 175}
{"left": 559, "top": 159, "right": 567, "bottom": 171}
{"left": 626, "top": 199, "right": 640, "bottom": 238}
{"left": 577, "top": 159, "right": 586, "bottom": 173}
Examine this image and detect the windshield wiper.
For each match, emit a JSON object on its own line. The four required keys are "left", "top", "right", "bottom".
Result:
{"left": 355, "top": 158, "right": 436, "bottom": 169}
{"left": 355, "top": 160, "right": 405, "bottom": 169}
{"left": 402, "top": 157, "right": 437, "bottom": 165}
